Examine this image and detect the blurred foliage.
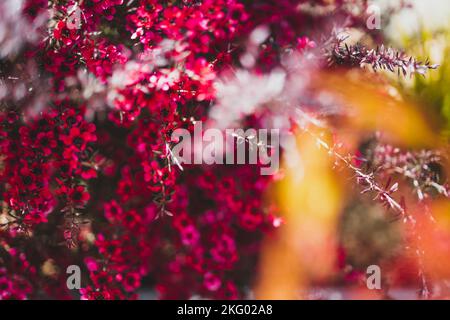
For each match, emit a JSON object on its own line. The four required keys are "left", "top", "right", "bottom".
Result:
{"left": 400, "top": 29, "right": 450, "bottom": 137}
{"left": 259, "top": 68, "right": 450, "bottom": 298}
{"left": 339, "top": 202, "right": 403, "bottom": 270}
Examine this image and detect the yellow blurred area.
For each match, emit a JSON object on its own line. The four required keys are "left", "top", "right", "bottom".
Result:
{"left": 420, "top": 201, "right": 450, "bottom": 280}
{"left": 256, "top": 129, "right": 342, "bottom": 299}
{"left": 310, "top": 70, "right": 441, "bottom": 148}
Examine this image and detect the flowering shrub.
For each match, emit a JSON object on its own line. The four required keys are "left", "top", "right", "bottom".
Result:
{"left": 0, "top": 0, "right": 448, "bottom": 300}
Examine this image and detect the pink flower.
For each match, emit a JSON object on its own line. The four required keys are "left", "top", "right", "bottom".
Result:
{"left": 203, "top": 272, "right": 221, "bottom": 292}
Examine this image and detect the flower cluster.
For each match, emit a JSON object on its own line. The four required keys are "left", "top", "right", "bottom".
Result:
{"left": 1, "top": 105, "right": 96, "bottom": 235}
{"left": 0, "top": 232, "right": 36, "bottom": 300}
